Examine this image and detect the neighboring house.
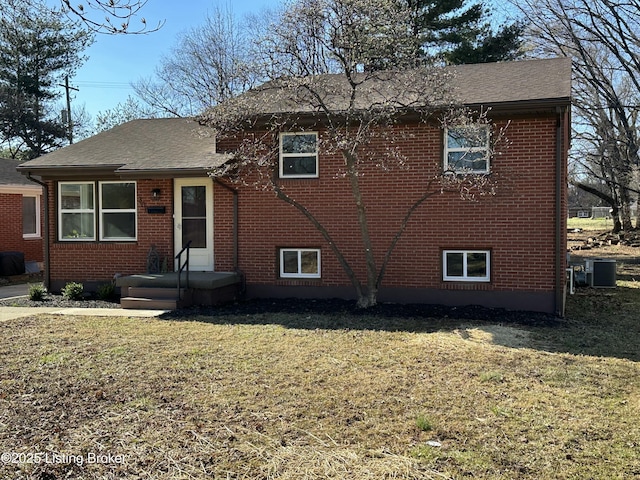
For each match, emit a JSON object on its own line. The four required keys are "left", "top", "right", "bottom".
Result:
{"left": 0, "top": 158, "right": 44, "bottom": 274}
{"left": 17, "top": 58, "right": 571, "bottom": 314}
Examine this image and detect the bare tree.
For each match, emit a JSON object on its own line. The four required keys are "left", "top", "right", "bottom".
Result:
{"left": 200, "top": 0, "right": 499, "bottom": 308}
{"left": 516, "top": 0, "right": 640, "bottom": 231}
{"left": 59, "top": 0, "right": 163, "bottom": 34}
{"left": 94, "top": 95, "right": 155, "bottom": 132}
{"left": 133, "top": 4, "right": 258, "bottom": 117}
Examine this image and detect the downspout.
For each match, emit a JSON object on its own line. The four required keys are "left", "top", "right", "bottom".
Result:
{"left": 26, "top": 174, "right": 50, "bottom": 291}
{"left": 555, "top": 106, "right": 568, "bottom": 317}
{"left": 214, "top": 179, "right": 239, "bottom": 270}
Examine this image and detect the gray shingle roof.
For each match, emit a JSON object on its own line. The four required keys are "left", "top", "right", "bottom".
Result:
{"left": 1, "top": 158, "right": 33, "bottom": 186}
{"left": 18, "top": 118, "right": 229, "bottom": 176}
{"left": 201, "top": 57, "right": 572, "bottom": 118}
{"left": 450, "top": 57, "right": 571, "bottom": 106}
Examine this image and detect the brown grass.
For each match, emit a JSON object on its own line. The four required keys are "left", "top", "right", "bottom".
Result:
{"left": 1, "top": 233, "right": 639, "bottom": 479}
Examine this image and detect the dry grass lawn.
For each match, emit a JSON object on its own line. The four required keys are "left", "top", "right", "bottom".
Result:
{"left": 1, "top": 229, "right": 639, "bottom": 479}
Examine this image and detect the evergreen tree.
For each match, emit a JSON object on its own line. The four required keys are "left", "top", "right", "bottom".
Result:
{"left": 0, "top": 0, "right": 92, "bottom": 158}
{"left": 403, "top": 0, "right": 524, "bottom": 64}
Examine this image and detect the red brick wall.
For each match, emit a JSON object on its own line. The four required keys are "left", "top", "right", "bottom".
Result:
{"left": 215, "top": 114, "right": 567, "bottom": 307}
{"left": 42, "top": 111, "right": 568, "bottom": 312}
{"left": 0, "top": 192, "right": 44, "bottom": 263}
{"left": 46, "top": 178, "right": 173, "bottom": 290}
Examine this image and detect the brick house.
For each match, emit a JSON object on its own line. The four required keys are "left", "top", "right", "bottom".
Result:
{"left": 17, "top": 58, "right": 571, "bottom": 314}
{"left": 0, "top": 158, "right": 44, "bottom": 274}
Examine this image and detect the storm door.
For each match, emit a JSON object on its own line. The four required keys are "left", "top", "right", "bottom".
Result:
{"left": 174, "top": 178, "right": 214, "bottom": 271}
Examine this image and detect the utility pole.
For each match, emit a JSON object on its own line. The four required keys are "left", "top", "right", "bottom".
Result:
{"left": 61, "top": 76, "right": 79, "bottom": 144}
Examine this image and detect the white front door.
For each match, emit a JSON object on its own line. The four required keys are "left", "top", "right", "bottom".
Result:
{"left": 174, "top": 178, "right": 214, "bottom": 271}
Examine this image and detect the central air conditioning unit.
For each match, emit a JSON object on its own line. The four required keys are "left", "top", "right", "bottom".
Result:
{"left": 584, "top": 259, "right": 617, "bottom": 288}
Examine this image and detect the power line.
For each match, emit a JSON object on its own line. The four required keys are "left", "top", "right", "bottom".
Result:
{"left": 74, "top": 81, "right": 135, "bottom": 90}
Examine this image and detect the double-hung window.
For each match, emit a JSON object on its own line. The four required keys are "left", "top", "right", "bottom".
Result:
{"left": 59, "top": 182, "right": 96, "bottom": 240}
{"left": 99, "top": 182, "right": 137, "bottom": 240}
{"left": 22, "top": 194, "right": 40, "bottom": 239}
{"left": 280, "top": 248, "right": 321, "bottom": 278}
{"left": 279, "top": 132, "right": 318, "bottom": 178}
{"left": 443, "top": 250, "right": 491, "bottom": 282}
{"left": 59, "top": 181, "right": 137, "bottom": 241}
{"left": 444, "top": 126, "right": 490, "bottom": 173}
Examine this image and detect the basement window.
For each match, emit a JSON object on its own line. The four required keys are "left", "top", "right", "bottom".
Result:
{"left": 280, "top": 248, "right": 321, "bottom": 278}
{"left": 443, "top": 250, "right": 491, "bottom": 282}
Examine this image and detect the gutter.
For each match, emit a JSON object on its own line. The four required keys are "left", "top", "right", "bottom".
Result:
{"left": 25, "top": 174, "right": 50, "bottom": 291}
{"left": 555, "top": 106, "right": 569, "bottom": 317}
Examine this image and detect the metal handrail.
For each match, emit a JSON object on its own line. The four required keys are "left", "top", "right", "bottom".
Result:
{"left": 175, "top": 240, "right": 192, "bottom": 299}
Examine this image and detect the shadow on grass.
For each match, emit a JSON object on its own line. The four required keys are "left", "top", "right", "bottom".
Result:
{"left": 160, "top": 286, "right": 640, "bottom": 362}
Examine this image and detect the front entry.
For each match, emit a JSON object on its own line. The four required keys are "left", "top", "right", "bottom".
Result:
{"left": 174, "top": 178, "right": 214, "bottom": 271}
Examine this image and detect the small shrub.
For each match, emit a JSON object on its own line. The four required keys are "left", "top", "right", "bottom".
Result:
{"left": 62, "top": 282, "right": 84, "bottom": 301}
{"left": 28, "top": 284, "right": 46, "bottom": 301}
{"left": 96, "top": 282, "right": 116, "bottom": 300}
{"left": 415, "top": 414, "right": 433, "bottom": 432}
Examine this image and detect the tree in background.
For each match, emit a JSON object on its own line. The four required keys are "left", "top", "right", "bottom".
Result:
{"left": 129, "top": 0, "right": 524, "bottom": 119}
{"left": 94, "top": 96, "right": 156, "bottom": 133}
{"left": 0, "top": 0, "right": 92, "bottom": 159}
{"left": 201, "top": 0, "right": 500, "bottom": 308}
{"left": 59, "top": 0, "right": 162, "bottom": 34}
{"left": 517, "top": 0, "right": 640, "bottom": 231}
{"left": 402, "top": 0, "right": 524, "bottom": 65}
{"left": 133, "top": 4, "right": 257, "bottom": 118}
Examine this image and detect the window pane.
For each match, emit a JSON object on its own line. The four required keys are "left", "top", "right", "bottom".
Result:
{"left": 102, "top": 183, "right": 135, "bottom": 209}
{"left": 22, "top": 197, "right": 36, "bottom": 235}
{"left": 282, "top": 251, "right": 299, "bottom": 274}
{"left": 282, "top": 156, "right": 317, "bottom": 176}
{"left": 61, "top": 183, "right": 93, "bottom": 210}
{"left": 282, "top": 134, "right": 316, "bottom": 154}
{"left": 448, "top": 127, "right": 487, "bottom": 149}
{"left": 446, "top": 252, "right": 464, "bottom": 277}
{"left": 61, "top": 213, "right": 94, "bottom": 239}
{"left": 447, "top": 151, "right": 487, "bottom": 171}
{"left": 102, "top": 212, "right": 136, "bottom": 239}
{"left": 467, "top": 253, "right": 487, "bottom": 277}
{"left": 182, "top": 186, "right": 207, "bottom": 217}
{"left": 301, "top": 251, "right": 319, "bottom": 274}
{"left": 182, "top": 218, "right": 207, "bottom": 248}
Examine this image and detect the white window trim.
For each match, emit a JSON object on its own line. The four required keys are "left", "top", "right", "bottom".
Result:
{"left": 280, "top": 248, "right": 321, "bottom": 278}
{"left": 58, "top": 181, "right": 138, "bottom": 242}
{"left": 443, "top": 249, "right": 491, "bottom": 282}
{"left": 22, "top": 194, "right": 41, "bottom": 239}
{"left": 279, "top": 132, "right": 319, "bottom": 179}
{"left": 99, "top": 181, "right": 137, "bottom": 241}
{"left": 59, "top": 181, "right": 96, "bottom": 241}
{"left": 444, "top": 126, "right": 490, "bottom": 174}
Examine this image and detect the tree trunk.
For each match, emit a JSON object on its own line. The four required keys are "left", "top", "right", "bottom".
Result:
{"left": 344, "top": 151, "right": 379, "bottom": 308}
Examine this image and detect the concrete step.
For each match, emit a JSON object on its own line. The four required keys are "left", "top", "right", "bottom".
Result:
{"left": 120, "top": 296, "right": 178, "bottom": 310}
{"left": 126, "top": 287, "right": 182, "bottom": 299}
{"left": 120, "top": 287, "right": 192, "bottom": 310}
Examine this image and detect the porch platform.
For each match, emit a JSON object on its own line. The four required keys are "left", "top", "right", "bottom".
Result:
{"left": 116, "top": 271, "right": 242, "bottom": 309}
{"left": 116, "top": 271, "right": 241, "bottom": 290}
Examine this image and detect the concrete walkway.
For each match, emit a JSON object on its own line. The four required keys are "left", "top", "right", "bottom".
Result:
{"left": 0, "top": 283, "right": 168, "bottom": 322}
